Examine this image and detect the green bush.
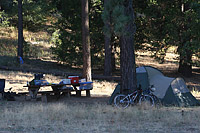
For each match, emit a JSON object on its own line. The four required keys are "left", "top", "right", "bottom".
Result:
{"left": 0, "top": 11, "right": 10, "bottom": 27}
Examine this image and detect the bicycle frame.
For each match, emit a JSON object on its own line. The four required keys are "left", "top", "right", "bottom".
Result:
{"left": 120, "top": 90, "right": 141, "bottom": 104}
{"left": 114, "top": 84, "right": 157, "bottom": 109}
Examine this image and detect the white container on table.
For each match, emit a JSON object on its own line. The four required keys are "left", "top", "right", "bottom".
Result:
{"left": 62, "top": 79, "right": 71, "bottom": 84}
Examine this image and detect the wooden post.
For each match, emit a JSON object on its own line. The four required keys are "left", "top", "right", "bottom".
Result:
{"left": 76, "top": 90, "right": 81, "bottom": 97}
{"left": 86, "top": 90, "right": 90, "bottom": 97}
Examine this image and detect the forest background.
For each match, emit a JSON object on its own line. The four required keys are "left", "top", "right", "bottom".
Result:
{"left": 0, "top": 0, "right": 199, "bottom": 78}
{"left": 0, "top": 1, "right": 200, "bottom": 132}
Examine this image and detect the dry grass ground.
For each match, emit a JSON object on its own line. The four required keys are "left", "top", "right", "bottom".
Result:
{"left": 1, "top": 100, "right": 200, "bottom": 132}
{"left": 1, "top": 27, "right": 200, "bottom": 132}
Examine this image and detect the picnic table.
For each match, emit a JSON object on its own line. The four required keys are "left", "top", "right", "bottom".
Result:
{"left": 23, "top": 82, "right": 92, "bottom": 101}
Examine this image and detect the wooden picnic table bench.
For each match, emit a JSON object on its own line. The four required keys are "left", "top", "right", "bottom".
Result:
{"left": 23, "top": 83, "right": 92, "bottom": 101}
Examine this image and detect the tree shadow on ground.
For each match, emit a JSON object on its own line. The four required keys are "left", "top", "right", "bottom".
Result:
{"left": 12, "top": 93, "right": 111, "bottom": 104}
{"left": 0, "top": 55, "right": 82, "bottom": 74}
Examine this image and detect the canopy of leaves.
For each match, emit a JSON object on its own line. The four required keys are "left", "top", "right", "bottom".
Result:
{"left": 134, "top": 0, "right": 200, "bottom": 65}
{"left": 102, "top": 0, "right": 135, "bottom": 37}
{"left": 1, "top": 0, "right": 55, "bottom": 31}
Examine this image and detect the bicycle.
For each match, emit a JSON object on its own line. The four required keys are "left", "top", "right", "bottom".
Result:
{"left": 145, "top": 85, "right": 162, "bottom": 107}
{"left": 114, "top": 85, "right": 154, "bottom": 109}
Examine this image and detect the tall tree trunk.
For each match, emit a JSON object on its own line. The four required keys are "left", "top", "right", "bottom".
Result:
{"left": 111, "top": 42, "right": 116, "bottom": 72}
{"left": 82, "top": 0, "right": 92, "bottom": 81}
{"left": 104, "top": 36, "right": 112, "bottom": 76}
{"left": 178, "top": 50, "right": 192, "bottom": 77}
{"left": 18, "top": 0, "right": 23, "bottom": 61}
{"left": 177, "top": 1, "right": 192, "bottom": 77}
{"left": 120, "top": 0, "right": 137, "bottom": 93}
{"left": 103, "top": 0, "right": 112, "bottom": 76}
{"left": 111, "top": 36, "right": 117, "bottom": 72}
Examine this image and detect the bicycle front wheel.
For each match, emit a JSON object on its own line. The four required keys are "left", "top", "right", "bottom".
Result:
{"left": 139, "top": 95, "right": 154, "bottom": 108}
{"left": 114, "top": 94, "right": 129, "bottom": 109}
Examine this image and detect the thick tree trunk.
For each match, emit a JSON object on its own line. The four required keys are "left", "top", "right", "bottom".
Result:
{"left": 82, "top": 0, "right": 92, "bottom": 81}
{"left": 103, "top": 0, "right": 112, "bottom": 76}
{"left": 18, "top": 0, "right": 23, "bottom": 61}
{"left": 111, "top": 43, "right": 116, "bottom": 72}
{"left": 120, "top": 0, "right": 137, "bottom": 93}
{"left": 104, "top": 36, "right": 112, "bottom": 76}
{"left": 178, "top": 51, "right": 192, "bottom": 77}
{"left": 111, "top": 37, "right": 116, "bottom": 72}
{"left": 177, "top": 1, "right": 192, "bottom": 77}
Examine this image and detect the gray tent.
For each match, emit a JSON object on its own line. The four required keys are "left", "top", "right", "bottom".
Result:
{"left": 109, "top": 66, "right": 199, "bottom": 106}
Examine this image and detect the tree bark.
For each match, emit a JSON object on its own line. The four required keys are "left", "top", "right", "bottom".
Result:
{"left": 111, "top": 45, "right": 116, "bottom": 72}
{"left": 120, "top": 0, "right": 137, "bottom": 93}
{"left": 82, "top": 0, "right": 92, "bottom": 81}
{"left": 103, "top": 0, "right": 112, "bottom": 76}
{"left": 104, "top": 36, "right": 112, "bottom": 76}
{"left": 177, "top": 1, "right": 192, "bottom": 77}
{"left": 178, "top": 50, "right": 192, "bottom": 77}
{"left": 111, "top": 37, "right": 116, "bottom": 72}
{"left": 18, "top": 0, "right": 23, "bottom": 61}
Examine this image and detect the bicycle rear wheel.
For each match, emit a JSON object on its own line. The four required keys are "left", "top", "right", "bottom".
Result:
{"left": 139, "top": 95, "right": 154, "bottom": 108}
{"left": 114, "top": 94, "right": 129, "bottom": 109}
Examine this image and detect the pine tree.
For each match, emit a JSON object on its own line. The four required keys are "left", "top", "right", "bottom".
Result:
{"left": 102, "top": 0, "right": 137, "bottom": 92}
{"left": 18, "top": 0, "right": 23, "bottom": 62}
{"left": 82, "top": 0, "right": 92, "bottom": 81}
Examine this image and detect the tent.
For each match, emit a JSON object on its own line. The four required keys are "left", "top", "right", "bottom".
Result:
{"left": 109, "top": 66, "right": 200, "bottom": 106}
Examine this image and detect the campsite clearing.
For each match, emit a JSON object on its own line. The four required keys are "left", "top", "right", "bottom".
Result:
{"left": 0, "top": 49, "right": 200, "bottom": 132}
{"left": 0, "top": 66, "right": 200, "bottom": 132}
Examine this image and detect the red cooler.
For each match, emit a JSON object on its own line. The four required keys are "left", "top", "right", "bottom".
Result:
{"left": 68, "top": 76, "right": 79, "bottom": 84}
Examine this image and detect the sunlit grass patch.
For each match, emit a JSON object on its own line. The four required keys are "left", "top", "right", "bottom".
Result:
{"left": 0, "top": 38, "right": 17, "bottom": 56}
{"left": 92, "top": 80, "right": 117, "bottom": 96}
{"left": 0, "top": 27, "right": 53, "bottom": 63}
{"left": 191, "top": 88, "right": 200, "bottom": 99}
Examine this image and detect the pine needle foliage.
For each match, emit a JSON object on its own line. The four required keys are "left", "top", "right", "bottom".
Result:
{"left": 102, "top": 0, "right": 134, "bottom": 37}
